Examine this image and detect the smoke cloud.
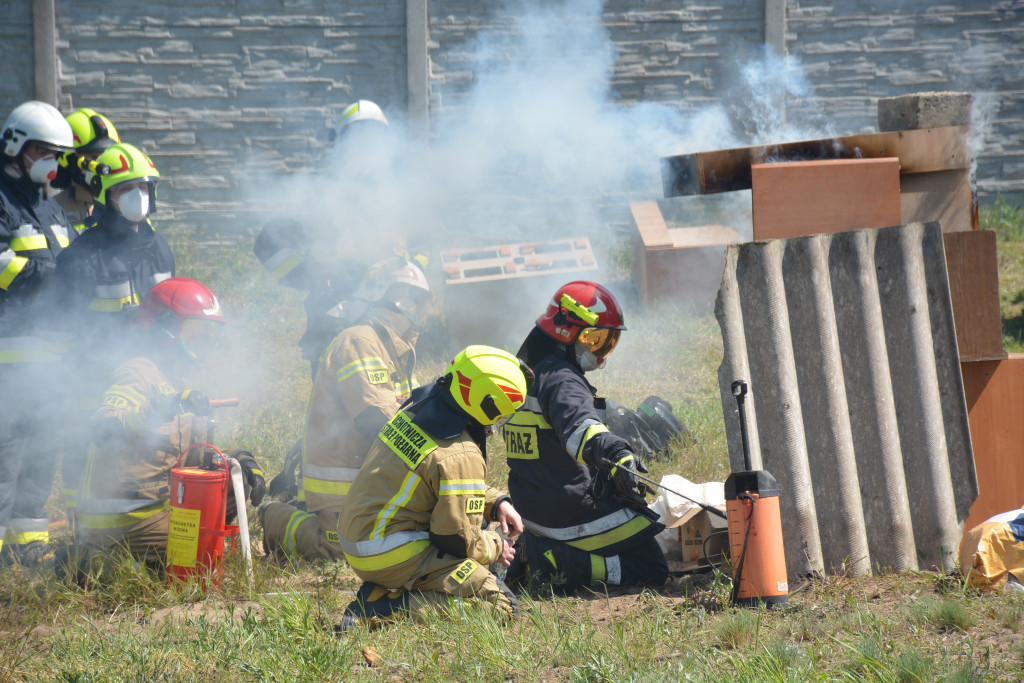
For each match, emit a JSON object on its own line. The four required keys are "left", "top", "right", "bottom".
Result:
{"left": 243, "top": 1, "right": 835, "bottom": 358}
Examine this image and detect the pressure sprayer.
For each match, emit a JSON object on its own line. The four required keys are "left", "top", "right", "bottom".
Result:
{"left": 166, "top": 442, "right": 252, "bottom": 586}
{"left": 726, "top": 380, "right": 788, "bottom": 607}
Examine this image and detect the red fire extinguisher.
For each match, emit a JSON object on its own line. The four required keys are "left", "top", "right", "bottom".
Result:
{"left": 166, "top": 443, "right": 240, "bottom": 586}
{"left": 726, "top": 380, "right": 789, "bottom": 608}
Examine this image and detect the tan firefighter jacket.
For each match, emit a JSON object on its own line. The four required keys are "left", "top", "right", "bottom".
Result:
{"left": 77, "top": 355, "right": 205, "bottom": 532}
{"left": 302, "top": 306, "right": 417, "bottom": 514}
{"left": 338, "top": 405, "right": 505, "bottom": 574}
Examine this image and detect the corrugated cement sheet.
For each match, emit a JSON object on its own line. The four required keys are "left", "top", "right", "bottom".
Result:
{"left": 716, "top": 221, "right": 977, "bottom": 579}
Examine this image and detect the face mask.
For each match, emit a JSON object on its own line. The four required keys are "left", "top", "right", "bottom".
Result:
{"left": 115, "top": 187, "right": 150, "bottom": 223}
{"left": 575, "top": 342, "right": 605, "bottom": 372}
{"left": 27, "top": 156, "right": 59, "bottom": 185}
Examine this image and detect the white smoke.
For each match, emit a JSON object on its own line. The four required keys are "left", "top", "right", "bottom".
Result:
{"left": 242, "top": 0, "right": 842, "bottom": 357}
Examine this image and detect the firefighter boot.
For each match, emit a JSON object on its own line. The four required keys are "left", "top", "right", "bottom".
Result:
{"left": 17, "top": 541, "right": 54, "bottom": 570}
{"left": 335, "top": 582, "right": 410, "bottom": 634}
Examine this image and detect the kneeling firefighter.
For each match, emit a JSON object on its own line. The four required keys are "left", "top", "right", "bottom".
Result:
{"left": 64, "top": 278, "right": 264, "bottom": 580}
{"left": 337, "top": 345, "right": 530, "bottom": 630}
{"left": 261, "top": 257, "right": 430, "bottom": 562}
{"left": 503, "top": 281, "right": 668, "bottom": 591}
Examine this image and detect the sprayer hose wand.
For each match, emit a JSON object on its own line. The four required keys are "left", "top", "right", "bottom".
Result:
{"left": 600, "top": 458, "right": 727, "bottom": 520}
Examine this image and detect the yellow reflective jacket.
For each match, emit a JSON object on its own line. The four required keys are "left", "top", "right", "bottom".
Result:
{"left": 77, "top": 356, "right": 204, "bottom": 532}
{"left": 302, "top": 307, "right": 416, "bottom": 514}
{"left": 338, "top": 406, "right": 505, "bottom": 575}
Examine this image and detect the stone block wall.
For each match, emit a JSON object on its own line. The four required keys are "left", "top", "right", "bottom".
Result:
{"left": 787, "top": 1, "right": 1024, "bottom": 199}
{"left": 0, "top": 0, "right": 1021, "bottom": 242}
{"left": 54, "top": 0, "right": 409, "bottom": 237}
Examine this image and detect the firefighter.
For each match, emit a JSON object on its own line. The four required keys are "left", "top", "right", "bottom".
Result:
{"left": 65, "top": 277, "right": 264, "bottom": 580}
{"left": 502, "top": 281, "right": 668, "bottom": 591}
{"left": 337, "top": 345, "right": 530, "bottom": 630}
{"left": 252, "top": 99, "right": 423, "bottom": 376}
{"left": 261, "top": 257, "right": 430, "bottom": 562}
{"left": 41, "top": 141, "right": 174, "bottom": 524}
{"left": 0, "top": 100, "right": 76, "bottom": 566}
{"left": 50, "top": 107, "right": 121, "bottom": 232}
{"left": 46, "top": 140, "right": 173, "bottom": 344}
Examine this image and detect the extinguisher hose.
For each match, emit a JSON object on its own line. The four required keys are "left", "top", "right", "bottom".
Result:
{"left": 227, "top": 458, "right": 254, "bottom": 584}
{"left": 730, "top": 492, "right": 755, "bottom": 606}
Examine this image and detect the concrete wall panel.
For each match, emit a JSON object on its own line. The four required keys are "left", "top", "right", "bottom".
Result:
{"left": 716, "top": 222, "right": 977, "bottom": 579}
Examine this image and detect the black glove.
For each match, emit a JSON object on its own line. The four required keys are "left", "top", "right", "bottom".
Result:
{"left": 268, "top": 439, "right": 302, "bottom": 503}
{"left": 155, "top": 389, "right": 211, "bottom": 423}
{"left": 237, "top": 453, "right": 266, "bottom": 507}
{"left": 609, "top": 453, "right": 643, "bottom": 499}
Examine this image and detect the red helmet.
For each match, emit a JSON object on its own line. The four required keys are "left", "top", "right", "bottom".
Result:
{"left": 136, "top": 277, "right": 225, "bottom": 337}
{"left": 537, "top": 281, "right": 626, "bottom": 344}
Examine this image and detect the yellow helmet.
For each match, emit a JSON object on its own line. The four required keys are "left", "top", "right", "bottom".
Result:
{"left": 442, "top": 345, "right": 532, "bottom": 426}
{"left": 66, "top": 107, "right": 120, "bottom": 156}
{"left": 90, "top": 142, "right": 160, "bottom": 206}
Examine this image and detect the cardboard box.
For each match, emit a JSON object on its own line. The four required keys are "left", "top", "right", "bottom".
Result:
{"left": 629, "top": 201, "right": 742, "bottom": 308}
{"left": 677, "top": 505, "right": 729, "bottom": 567}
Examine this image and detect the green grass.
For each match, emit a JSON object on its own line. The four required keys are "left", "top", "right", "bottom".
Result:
{"left": 986, "top": 197, "right": 1024, "bottom": 351}
{"left": 3, "top": 200, "right": 1024, "bottom": 680}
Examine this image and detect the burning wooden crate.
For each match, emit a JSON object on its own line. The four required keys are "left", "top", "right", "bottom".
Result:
{"left": 751, "top": 157, "right": 902, "bottom": 240}
{"left": 658, "top": 110, "right": 993, "bottom": 359}
{"left": 630, "top": 201, "right": 742, "bottom": 309}
{"left": 661, "top": 125, "right": 976, "bottom": 234}
{"left": 442, "top": 237, "right": 599, "bottom": 351}
{"left": 657, "top": 91, "right": 1023, "bottom": 563}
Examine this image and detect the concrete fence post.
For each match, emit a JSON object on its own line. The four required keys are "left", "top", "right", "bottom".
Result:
{"left": 406, "top": 0, "right": 429, "bottom": 137}
{"left": 32, "top": 0, "right": 58, "bottom": 106}
{"left": 765, "top": 0, "right": 786, "bottom": 56}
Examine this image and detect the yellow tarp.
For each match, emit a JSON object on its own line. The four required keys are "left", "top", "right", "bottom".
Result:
{"left": 960, "top": 508, "right": 1024, "bottom": 590}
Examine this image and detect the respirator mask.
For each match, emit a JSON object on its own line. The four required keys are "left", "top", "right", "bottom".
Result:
{"left": 115, "top": 186, "right": 150, "bottom": 223}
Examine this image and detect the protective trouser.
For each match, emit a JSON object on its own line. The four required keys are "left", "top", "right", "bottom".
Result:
{"left": 508, "top": 531, "right": 668, "bottom": 593}
{"left": 76, "top": 507, "right": 170, "bottom": 566}
{"left": 60, "top": 398, "right": 96, "bottom": 531}
{"left": 0, "top": 386, "right": 61, "bottom": 559}
{"left": 346, "top": 544, "right": 517, "bottom": 621}
{"left": 58, "top": 511, "right": 169, "bottom": 586}
{"left": 260, "top": 501, "right": 345, "bottom": 562}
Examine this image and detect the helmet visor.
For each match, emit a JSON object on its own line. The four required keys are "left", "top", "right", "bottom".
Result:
{"left": 577, "top": 327, "right": 620, "bottom": 360}
{"left": 179, "top": 317, "right": 221, "bottom": 361}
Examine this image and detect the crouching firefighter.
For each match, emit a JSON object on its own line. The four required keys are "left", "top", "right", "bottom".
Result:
{"left": 261, "top": 257, "right": 430, "bottom": 563}
{"left": 60, "top": 278, "right": 264, "bottom": 582}
{"left": 503, "top": 281, "right": 668, "bottom": 592}
{"left": 337, "top": 345, "right": 530, "bottom": 631}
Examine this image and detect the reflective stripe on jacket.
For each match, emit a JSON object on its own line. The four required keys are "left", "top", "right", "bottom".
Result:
{"left": 504, "top": 348, "right": 660, "bottom": 554}
{"left": 302, "top": 307, "right": 417, "bottom": 515}
{"left": 44, "top": 215, "right": 174, "bottom": 348}
{"left": 338, "top": 396, "right": 504, "bottom": 575}
{"left": 0, "top": 171, "right": 75, "bottom": 334}
{"left": 78, "top": 356, "right": 204, "bottom": 533}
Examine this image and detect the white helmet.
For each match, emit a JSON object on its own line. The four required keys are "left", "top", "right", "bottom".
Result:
{"left": 327, "top": 258, "right": 430, "bottom": 330}
{"left": 2, "top": 101, "right": 74, "bottom": 158}
{"left": 353, "top": 257, "right": 429, "bottom": 303}
{"left": 329, "top": 100, "right": 389, "bottom": 144}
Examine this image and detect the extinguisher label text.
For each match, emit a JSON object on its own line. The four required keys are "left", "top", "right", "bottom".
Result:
{"left": 167, "top": 507, "right": 202, "bottom": 569}
{"left": 381, "top": 410, "right": 437, "bottom": 470}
